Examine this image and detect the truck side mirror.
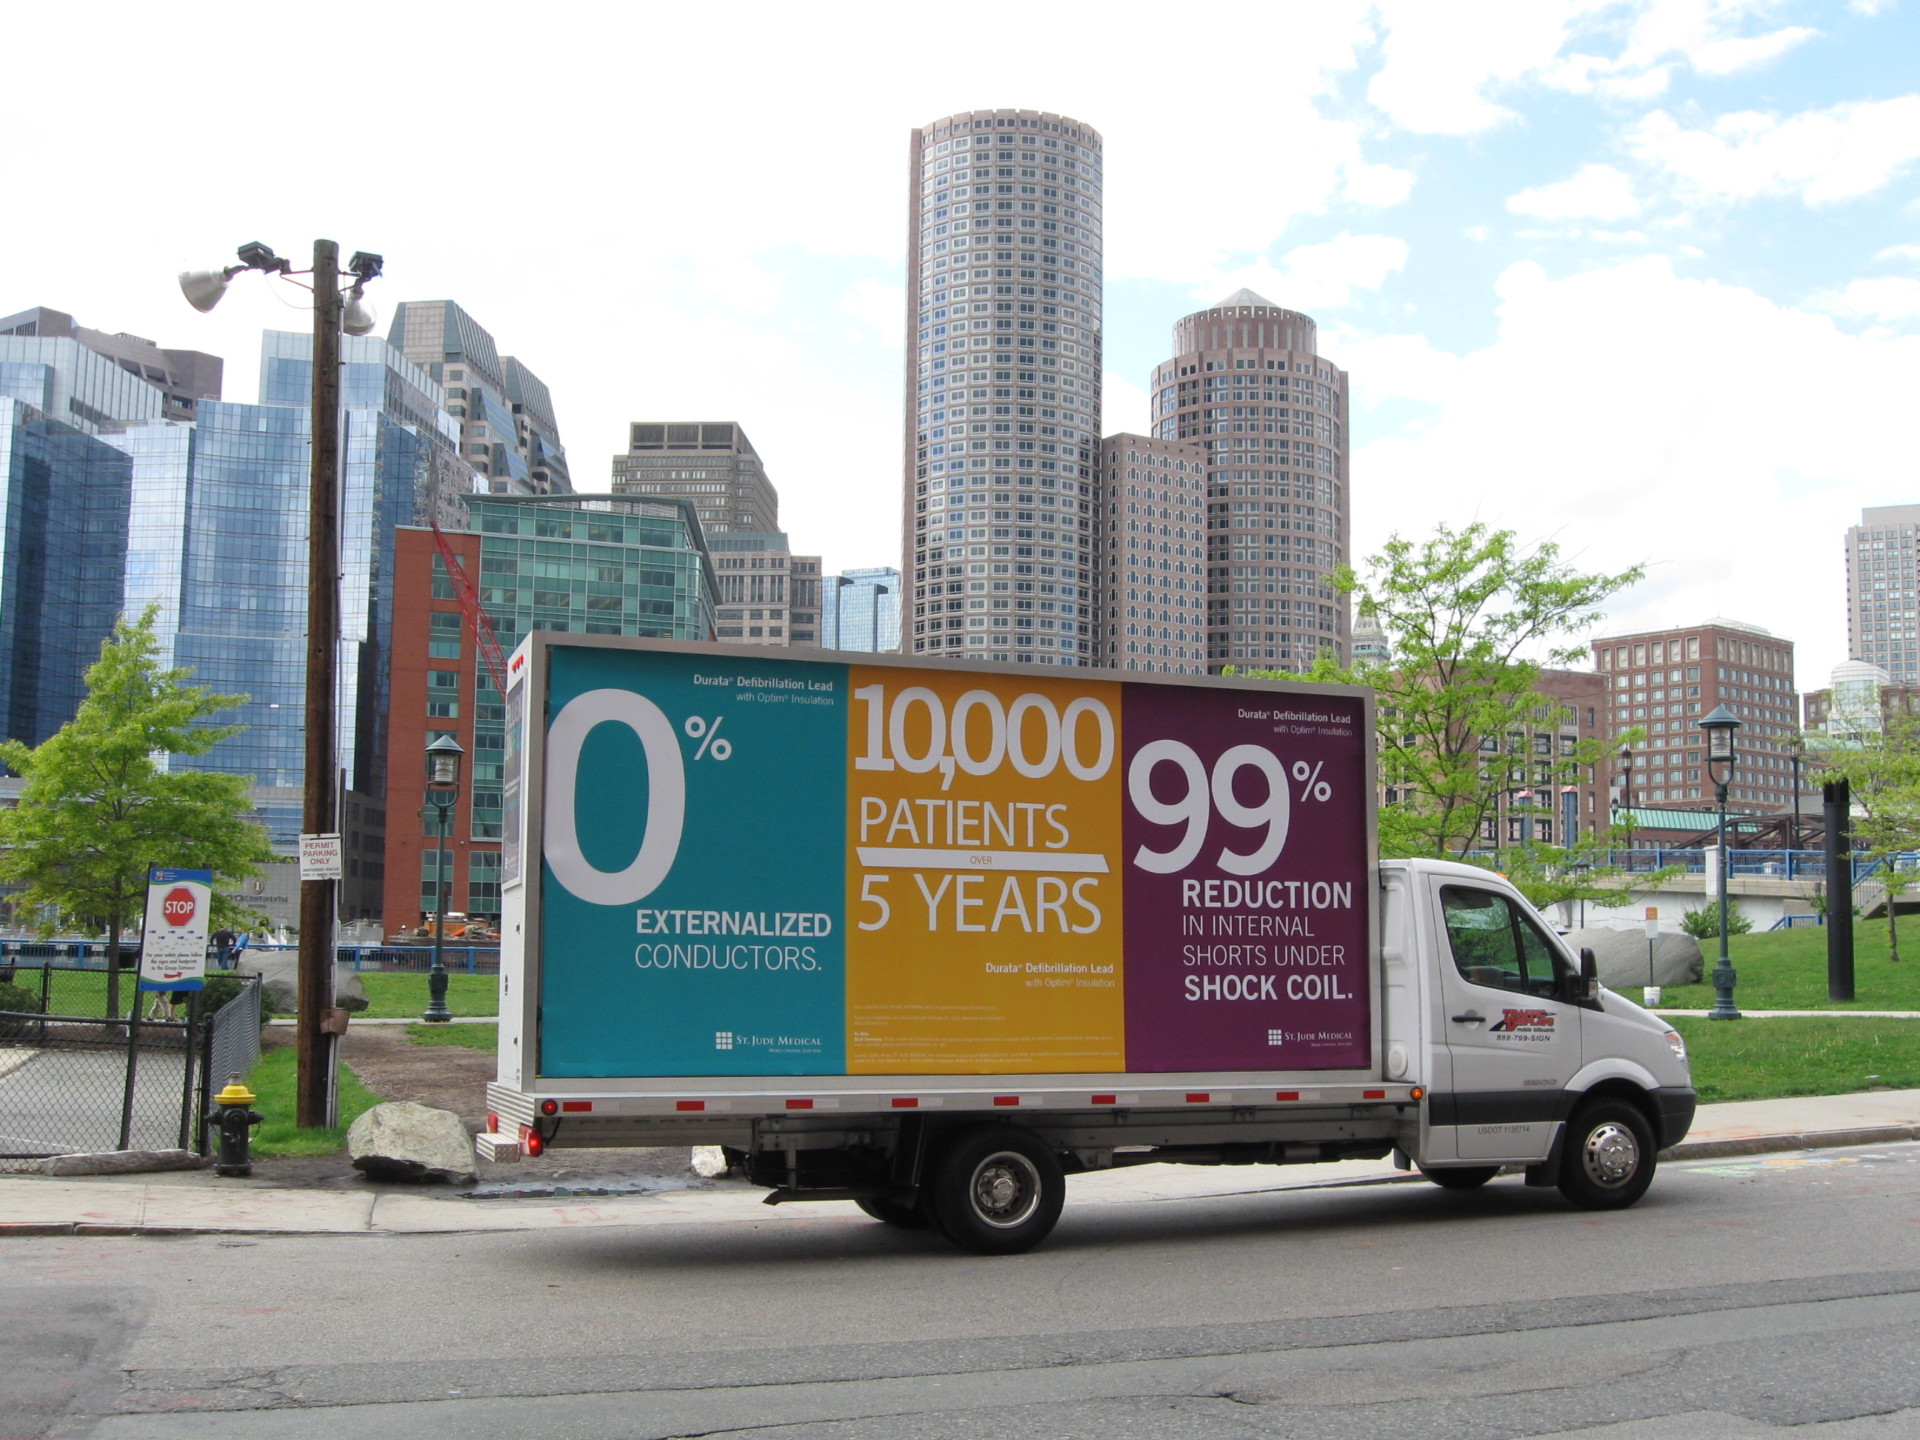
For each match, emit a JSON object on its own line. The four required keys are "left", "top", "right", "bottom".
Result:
{"left": 1572, "top": 946, "right": 1601, "bottom": 1002}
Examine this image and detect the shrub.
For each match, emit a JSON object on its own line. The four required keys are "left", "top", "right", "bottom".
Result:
{"left": 1682, "top": 899, "right": 1753, "bottom": 938}
{"left": 0, "top": 979, "right": 43, "bottom": 1014}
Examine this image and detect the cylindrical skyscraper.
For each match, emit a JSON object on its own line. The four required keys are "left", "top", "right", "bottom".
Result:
{"left": 1150, "top": 291, "right": 1351, "bottom": 672}
{"left": 902, "top": 108, "right": 1103, "bottom": 666}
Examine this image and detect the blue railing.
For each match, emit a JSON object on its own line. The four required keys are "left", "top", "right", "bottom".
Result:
{"left": 1465, "top": 849, "right": 1900, "bottom": 883}
{"left": 0, "top": 939, "right": 500, "bottom": 975}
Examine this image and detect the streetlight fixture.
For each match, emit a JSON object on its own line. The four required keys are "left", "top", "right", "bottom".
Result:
{"left": 421, "top": 734, "right": 465, "bottom": 1024}
{"left": 179, "top": 239, "right": 383, "bottom": 1127}
{"left": 1697, "top": 703, "right": 1743, "bottom": 1020}
{"left": 1618, "top": 744, "right": 1635, "bottom": 865}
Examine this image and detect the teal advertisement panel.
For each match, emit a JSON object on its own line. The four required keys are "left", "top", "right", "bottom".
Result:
{"left": 539, "top": 648, "right": 849, "bottom": 1076}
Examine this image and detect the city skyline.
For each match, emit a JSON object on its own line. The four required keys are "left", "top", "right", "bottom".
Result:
{"left": 5, "top": 3, "right": 1919, "bottom": 685}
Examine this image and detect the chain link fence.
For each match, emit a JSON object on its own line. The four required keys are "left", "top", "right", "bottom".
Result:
{"left": 0, "top": 966, "right": 261, "bottom": 1162}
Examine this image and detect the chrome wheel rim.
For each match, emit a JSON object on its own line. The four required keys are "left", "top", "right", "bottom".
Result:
{"left": 970, "top": 1151, "right": 1041, "bottom": 1228}
{"left": 1581, "top": 1121, "right": 1641, "bottom": 1187}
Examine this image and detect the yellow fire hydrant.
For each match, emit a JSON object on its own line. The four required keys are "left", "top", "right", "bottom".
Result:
{"left": 209, "top": 1074, "right": 263, "bottom": 1178}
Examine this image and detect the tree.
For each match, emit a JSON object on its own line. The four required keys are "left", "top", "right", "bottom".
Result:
{"left": 1277, "top": 523, "right": 1643, "bottom": 861}
{"left": 1812, "top": 713, "right": 1920, "bottom": 964}
{"left": 0, "top": 606, "right": 273, "bottom": 1019}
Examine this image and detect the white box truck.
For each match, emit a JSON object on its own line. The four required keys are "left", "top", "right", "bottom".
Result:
{"left": 482, "top": 636, "right": 1695, "bottom": 1253}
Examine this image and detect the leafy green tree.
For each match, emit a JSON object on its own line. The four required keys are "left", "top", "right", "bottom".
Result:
{"left": 1262, "top": 522, "right": 1643, "bottom": 861}
{"left": 0, "top": 606, "right": 273, "bottom": 1018}
{"left": 1812, "top": 713, "right": 1920, "bottom": 964}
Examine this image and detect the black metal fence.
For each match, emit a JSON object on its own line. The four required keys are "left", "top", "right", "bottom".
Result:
{"left": 0, "top": 938, "right": 500, "bottom": 975}
{"left": 0, "top": 967, "right": 261, "bottom": 1159}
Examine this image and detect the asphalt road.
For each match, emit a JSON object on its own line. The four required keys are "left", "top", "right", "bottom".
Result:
{"left": 6, "top": 1143, "right": 1920, "bottom": 1439}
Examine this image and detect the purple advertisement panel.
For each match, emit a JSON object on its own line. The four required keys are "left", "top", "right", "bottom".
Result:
{"left": 1121, "top": 684, "right": 1372, "bottom": 1072}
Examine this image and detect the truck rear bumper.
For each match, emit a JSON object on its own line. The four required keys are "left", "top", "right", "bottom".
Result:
{"left": 1653, "top": 1086, "right": 1697, "bottom": 1150}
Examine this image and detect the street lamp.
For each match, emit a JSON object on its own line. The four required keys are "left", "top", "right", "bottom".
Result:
{"left": 421, "top": 734, "right": 465, "bottom": 1024}
{"left": 180, "top": 240, "right": 383, "bottom": 1128}
{"left": 1618, "top": 744, "right": 1635, "bottom": 866}
{"left": 1697, "top": 704, "right": 1743, "bottom": 1020}
{"left": 1788, "top": 733, "right": 1806, "bottom": 856}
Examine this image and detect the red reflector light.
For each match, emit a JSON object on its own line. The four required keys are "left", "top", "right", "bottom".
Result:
{"left": 561, "top": 1101, "right": 593, "bottom": 1113}
{"left": 1363, "top": 1089, "right": 1386, "bottom": 1099}
{"left": 675, "top": 1100, "right": 705, "bottom": 1112}
{"left": 786, "top": 1099, "right": 814, "bottom": 1110}
{"left": 518, "top": 1124, "right": 544, "bottom": 1158}
{"left": 992, "top": 1096, "right": 1019, "bottom": 1107}
{"left": 891, "top": 1097, "right": 918, "bottom": 1108}
{"left": 1091, "top": 1094, "right": 1116, "bottom": 1105}
{"left": 486, "top": 1111, "right": 500, "bottom": 1132}
{"left": 1274, "top": 1091, "right": 1299, "bottom": 1102}
{"left": 1186, "top": 1093, "right": 1210, "bottom": 1104}
{"left": 539, "top": 1099, "right": 559, "bottom": 1117}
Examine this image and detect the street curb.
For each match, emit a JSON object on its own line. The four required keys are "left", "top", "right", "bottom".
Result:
{"left": 0, "top": 1127, "right": 1914, "bottom": 1238}
{"left": 1664, "top": 1123, "right": 1920, "bottom": 1161}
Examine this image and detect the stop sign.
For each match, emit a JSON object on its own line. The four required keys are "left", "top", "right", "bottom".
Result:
{"left": 161, "top": 886, "right": 197, "bottom": 927}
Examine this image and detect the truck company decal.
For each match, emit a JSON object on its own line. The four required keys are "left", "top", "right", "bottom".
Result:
{"left": 534, "top": 646, "right": 1370, "bottom": 1078}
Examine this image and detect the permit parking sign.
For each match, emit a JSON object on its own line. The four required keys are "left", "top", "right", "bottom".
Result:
{"left": 139, "top": 866, "right": 213, "bottom": 991}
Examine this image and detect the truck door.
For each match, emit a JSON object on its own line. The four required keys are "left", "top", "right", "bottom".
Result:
{"left": 1430, "top": 882, "right": 1581, "bottom": 1162}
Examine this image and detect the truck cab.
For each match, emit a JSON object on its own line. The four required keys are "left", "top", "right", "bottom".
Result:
{"left": 1383, "top": 858, "right": 1695, "bottom": 1201}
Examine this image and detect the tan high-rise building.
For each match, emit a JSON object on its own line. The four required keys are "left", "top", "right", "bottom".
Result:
{"left": 1149, "top": 291, "right": 1351, "bottom": 673}
{"left": 613, "top": 422, "right": 779, "bottom": 535}
{"left": 1846, "top": 503, "right": 1920, "bottom": 682}
{"left": 1098, "top": 434, "right": 1207, "bottom": 673}
{"left": 903, "top": 107, "right": 1103, "bottom": 668}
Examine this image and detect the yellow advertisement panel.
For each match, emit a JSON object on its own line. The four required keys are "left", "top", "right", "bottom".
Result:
{"left": 844, "top": 667, "right": 1125, "bottom": 1073}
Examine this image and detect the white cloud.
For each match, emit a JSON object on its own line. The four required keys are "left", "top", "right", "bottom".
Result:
{"left": 1875, "top": 244, "right": 1920, "bottom": 265}
{"left": 1363, "top": 0, "right": 1822, "bottom": 134}
{"left": 1811, "top": 277, "right": 1920, "bottom": 323}
{"left": 1102, "top": 371, "right": 1152, "bottom": 438}
{"left": 1346, "top": 257, "right": 1920, "bottom": 684}
{"left": 1207, "top": 234, "right": 1410, "bottom": 312}
{"left": 1628, "top": 96, "right": 1920, "bottom": 205}
{"left": 842, "top": 279, "right": 905, "bottom": 339}
{"left": 1507, "top": 163, "right": 1643, "bottom": 220}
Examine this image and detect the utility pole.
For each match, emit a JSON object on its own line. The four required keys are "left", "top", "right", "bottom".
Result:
{"left": 298, "top": 239, "right": 342, "bottom": 1129}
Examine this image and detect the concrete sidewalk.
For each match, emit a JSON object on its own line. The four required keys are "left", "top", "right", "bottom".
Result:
{"left": 0, "top": 1088, "right": 1913, "bottom": 1240}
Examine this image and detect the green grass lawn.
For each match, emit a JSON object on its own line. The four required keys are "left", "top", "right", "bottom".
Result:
{"left": 404, "top": 1021, "right": 497, "bottom": 1051}
{"left": 242, "top": 1045, "right": 385, "bottom": 1156}
{"left": 1659, "top": 924, "right": 1920, "bottom": 1011}
{"left": 353, "top": 971, "right": 499, "bottom": 1019}
{"left": 1674, "top": 1015, "right": 1920, "bottom": 1102}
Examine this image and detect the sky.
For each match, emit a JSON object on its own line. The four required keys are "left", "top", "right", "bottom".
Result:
{"left": 6, "top": 0, "right": 1918, "bottom": 686}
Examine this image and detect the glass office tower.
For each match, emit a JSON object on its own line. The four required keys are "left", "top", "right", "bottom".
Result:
{"left": 820, "top": 567, "right": 902, "bottom": 652}
{"left": 0, "top": 398, "right": 134, "bottom": 747}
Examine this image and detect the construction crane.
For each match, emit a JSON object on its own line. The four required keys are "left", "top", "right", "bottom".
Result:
{"left": 428, "top": 517, "right": 510, "bottom": 699}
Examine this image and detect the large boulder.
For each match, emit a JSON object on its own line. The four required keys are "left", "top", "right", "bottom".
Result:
{"left": 346, "top": 1101, "right": 476, "bottom": 1184}
{"left": 1565, "top": 927, "right": 1704, "bottom": 989}
{"left": 236, "top": 954, "right": 369, "bottom": 1013}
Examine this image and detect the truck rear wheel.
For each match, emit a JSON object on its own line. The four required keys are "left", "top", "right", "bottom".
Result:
{"left": 927, "top": 1125, "right": 1064, "bottom": 1255}
{"left": 855, "top": 1195, "right": 931, "bottom": 1230}
{"left": 1420, "top": 1165, "right": 1499, "bottom": 1190}
{"left": 1557, "top": 1099, "right": 1656, "bottom": 1210}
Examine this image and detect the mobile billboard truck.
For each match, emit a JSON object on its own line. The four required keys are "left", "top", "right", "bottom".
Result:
{"left": 483, "top": 636, "right": 1695, "bottom": 1254}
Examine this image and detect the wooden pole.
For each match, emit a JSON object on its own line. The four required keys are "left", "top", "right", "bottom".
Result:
{"left": 297, "top": 240, "right": 342, "bottom": 1130}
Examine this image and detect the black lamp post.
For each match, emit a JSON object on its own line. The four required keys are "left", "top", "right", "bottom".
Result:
{"left": 1698, "top": 704, "right": 1743, "bottom": 1020}
{"left": 1618, "top": 744, "right": 1635, "bottom": 865}
{"left": 180, "top": 241, "right": 382, "bottom": 1129}
{"left": 1789, "top": 733, "right": 1806, "bottom": 856}
{"left": 421, "top": 734, "right": 464, "bottom": 1024}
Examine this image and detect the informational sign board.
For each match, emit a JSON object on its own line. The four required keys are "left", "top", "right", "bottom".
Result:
{"left": 138, "top": 866, "right": 213, "bottom": 992}
{"left": 299, "top": 833, "right": 343, "bottom": 881}
{"left": 529, "top": 643, "right": 1372, "bottom": 1079}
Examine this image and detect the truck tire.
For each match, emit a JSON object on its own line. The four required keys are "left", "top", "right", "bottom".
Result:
{"left": 926, "top": 1125, "right": 1065, "bottom": 1255}
{"left": 856, "top": 1195, "right": 931, "bottom": 1230}
{"left": 1557, "top": 1099, "right": 1656, "bottom": 1210}
{"left": 1420, "top": 1165, "right": 1499, "bottom": 1190}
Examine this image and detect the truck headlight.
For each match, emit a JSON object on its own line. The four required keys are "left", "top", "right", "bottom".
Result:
{"left": 1665, "top": 1029, "right": 1687, "bottom": 1062}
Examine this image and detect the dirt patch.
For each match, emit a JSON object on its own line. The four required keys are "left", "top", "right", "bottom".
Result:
{"left": 248, "top": 1026, "right": 698, "bottom": 1190}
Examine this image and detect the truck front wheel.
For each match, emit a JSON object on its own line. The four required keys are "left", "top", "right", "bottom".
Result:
{"left": 1557, "top": 1100, "right": 1656, "bottom": 1210}
{"left": 927, "top": 1125, "right": 1065, "bottom": 1255}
